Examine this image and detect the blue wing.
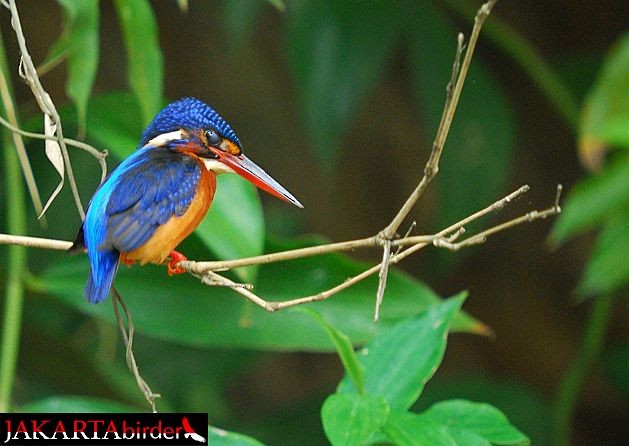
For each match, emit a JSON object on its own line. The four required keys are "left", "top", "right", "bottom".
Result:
{"left": 81, "top": 145, "right": 201, "bottom": 303}
{"left": 102, "top": 147, "right": 201, "bottom": 253}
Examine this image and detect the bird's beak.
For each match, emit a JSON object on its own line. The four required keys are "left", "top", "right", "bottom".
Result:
{"left": 217, "top": 151, "right": 303, "bottom": 208}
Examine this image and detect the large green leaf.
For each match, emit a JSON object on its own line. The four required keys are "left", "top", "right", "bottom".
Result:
{"left": 59, "top": 92, "right": 266, "bottom": 281}
{"left": 382, "top": 411, "right": 457, "bottom": 446}
{"left": 409, "top": 1, "right": 515, "bottom": 234}
{"left": 578, "top": 206, "right": 629, "bottom": 297}
{"left": 286, "top": 0, "right": 401, "bottom": 167}
{"left": 338, "top": 295, "right": 465, "bottom": 409}
{"left": 113, "top": 0, "right": 164, "bottom": 125}
{"left": 40, "top": 236, "right": 483, "bottom": 351}
{"left": 321, "top": 394, "right": 389, "bottom": 446}
{"left": 43, "top": 0, "right": 99, "bottom": 134}
{"left": 551, "top": 154, "right": 629, "bottom": 244}
{"left": 418, "top": 400, "right": 530, "bottom": 446}
{"left": 579, "top": 32, "right": 629, "bottom": 169}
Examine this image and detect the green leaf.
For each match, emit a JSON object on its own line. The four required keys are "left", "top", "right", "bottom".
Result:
{"left": 602, "top": 345, "right": 629, "bottom": 397}
{"left": 222, "top": 0, "right": 265, "bottom": 46}
{"left": 208, "top": 427, "right": 266, "bottom": 446}
{"left": 113, "top": 0, "right": 164, "bottom": 125}
{"left": 551, "top": 154, "right": 629, "bottom": 244}
{"left": 419, "top": 399, "right": 530, "bottom": 445}
{"left": 19, "top": 396, "right": 140, "bottom": 413}
{"left": 382, "top": 410, "right": 457, "bottom": 446}
{"left": 58, "top": 92, "right": 266, "bottom": 282}
{"left": 578, "top": 206, "right": 629, "bottom": 297}
{"left": 265, "top": 0, "right": 284, "bottom": 12}
{"left": 409, "top": 2, "right": 515, "bottom": 235}
{"left": 339, "top": 295, "right": 466, "bottom": 409}
{"left": 40, "top": 236, "right": 483, "bottom": 351}
{"left": 298, "top": 308, "right": 365, "bottom": 393}
{"left": 286, "top": 0, "right": 400, "bottom": 168}
{"left": 414, "top": 373, "right": 550, "bottom": 446}
{"left": 579, "top": 32, "right": 629, "bottom": 169}
{"left": 44, "top": 0, "right": 99, "bottom": 134}
{"left": 448, "top": 430, "right": 492, "bottom": 446}
{"left": 321, "top": 393, "right": 389, "bottom": 446}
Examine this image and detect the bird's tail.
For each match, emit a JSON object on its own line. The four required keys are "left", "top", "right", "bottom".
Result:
{"left": 85, "top": 249, "right": 120, "bottom": 304}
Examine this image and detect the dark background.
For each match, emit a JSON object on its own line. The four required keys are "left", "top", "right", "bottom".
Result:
{"left": 1, "top": 1, "right": 627, "bottom": 445}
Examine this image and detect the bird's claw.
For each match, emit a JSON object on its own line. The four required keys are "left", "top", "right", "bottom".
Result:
{"left": 167, "top": 250, "right": 187, "bottom": 276}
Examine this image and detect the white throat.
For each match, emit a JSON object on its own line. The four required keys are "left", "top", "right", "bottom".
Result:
{"left": 202, "top": 158, "right": 235, "bottom": 175}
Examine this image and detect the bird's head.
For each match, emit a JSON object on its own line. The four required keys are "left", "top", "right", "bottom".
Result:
{"left": 140, "top": 97, "right": 302, "bottom": 208}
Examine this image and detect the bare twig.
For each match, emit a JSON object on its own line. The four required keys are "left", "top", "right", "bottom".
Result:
{"left": 6, "top": 0, "right": 86, "bottom": 219}
{"left": 0, "top": 114, "right": 108, "bottom": 184}
{"left": 111, "top": 288, "right": 160, "bottom": 412}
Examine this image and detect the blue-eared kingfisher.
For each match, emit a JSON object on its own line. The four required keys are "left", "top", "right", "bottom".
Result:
{"left": 71, "top": 97, "right": 302, "bottom": 304}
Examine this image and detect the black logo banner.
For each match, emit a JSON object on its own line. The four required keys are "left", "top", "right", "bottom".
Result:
{"left": 0, "top": 413, "right": 208, "bottom": 445}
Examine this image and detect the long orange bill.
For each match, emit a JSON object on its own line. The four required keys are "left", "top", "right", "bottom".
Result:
{"left": 218, "top": 152, "right": 303, "bottom": 208}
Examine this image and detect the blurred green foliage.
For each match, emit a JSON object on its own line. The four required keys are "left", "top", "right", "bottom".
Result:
{"left": 0, "top": 1, "right": 627, "bottom": 445}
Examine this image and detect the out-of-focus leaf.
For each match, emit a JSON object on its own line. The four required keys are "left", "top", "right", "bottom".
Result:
{"left": 578, "top": 206, "right": 629, "bottom": 297}
{"left": 383, "top": 410, "right": 456, "bottom": 446}
{"left": 57, "top": 92, "right": 265, "bottom": 281}
{"left": 338, "top": 295, "right": 466, "bottom": 409}
{"left": 419, "top": 400, "right": 530, "bottom": 445}
{"left": 265, "top": 0, "right": 284, "bottom": 11}
{"left": 321, "top": 393, "right": 389, "bottom": 446}
{"left": 19, "top": 396, "right": 140, "bottom": 413}
{"left": 176, "top": 0, "right": 188, "bottom": 13}
{"left": 113, "top": 0, "right": 164, "bottom": 125}
{"left": 579, "top": 33, "right": 629, "bottom": 170}
{"left": 208, "top": 427, "right": 266, "bottom": 445}
{"left": 410, "top": 2, "right": 515, "bottom": 234}
{"left": 43, "top": 0, "right": 99, "bottom": 133}
{"left": 222, "top": 0, "right": 265, "bottom": 46}
{"left": 298, "top": 308, "right": 365, "bottom": 393}
{"left": 286, "top": 0, "right": 401, "bottom": 168}
{"left": 41, "top": 236, "right": 483, "bottom": 351}
{"left": 551, "top": 154, "right": 629, "bottom": 244}
{"left": 602, "top": 345, "right": 629, "bottom": 397}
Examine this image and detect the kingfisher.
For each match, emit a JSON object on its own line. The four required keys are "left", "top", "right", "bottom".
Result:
{"left": 72, "top": 97, "right": 302, "bottom": 304}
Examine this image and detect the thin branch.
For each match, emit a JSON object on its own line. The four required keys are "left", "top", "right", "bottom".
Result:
{"left": 0, "top": 114, "right": 108, "bottom": 184}
{"left": 380, "top": 1, "right": 498, "bottom": 240}
{"left": 0, "top": 234, "right": 72, "bottom": 251}
{"left": 7, "top": 0, "right": 86, "bottom": 219}
{"left": 111, "top": 288, "right": 160, "bottom": 412}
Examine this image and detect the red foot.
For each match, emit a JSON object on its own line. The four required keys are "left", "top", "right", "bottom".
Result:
{"left": 122, "top": 257, "right": 136, "bottom": 268}
{"left": 167, "top": 250, "right": 188, "bottom": 276}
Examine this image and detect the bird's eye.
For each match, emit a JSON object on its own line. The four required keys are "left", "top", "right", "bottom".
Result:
{"left": 204, "top": 129, "right": 221, "bottom": 146}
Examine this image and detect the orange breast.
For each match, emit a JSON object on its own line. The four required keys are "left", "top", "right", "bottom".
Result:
{"left": 123, "top": 163, "right": 216, "bottom": 265}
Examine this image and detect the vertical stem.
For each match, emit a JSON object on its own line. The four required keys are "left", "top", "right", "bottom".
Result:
{"left": 0, "top": 32, "right": 27, "bottom": 412}
{"left": 551, "top": 295, "right": 615, "bottom": 446}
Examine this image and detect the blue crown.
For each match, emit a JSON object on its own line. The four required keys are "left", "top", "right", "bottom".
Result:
{"left": 139, "top": 97, "right": 241, "bottom": 148}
